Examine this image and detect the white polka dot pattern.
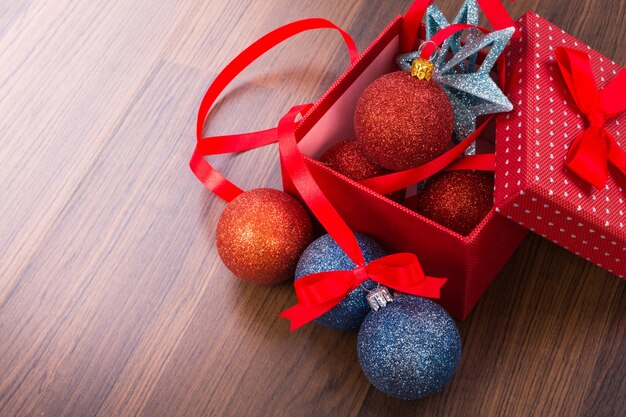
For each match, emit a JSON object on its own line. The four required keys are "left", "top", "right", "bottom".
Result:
{"left": 494, "top": 12, "right": 626, "bottom": 279}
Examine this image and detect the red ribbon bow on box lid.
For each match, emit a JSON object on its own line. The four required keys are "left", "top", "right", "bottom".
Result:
{"left": 556, "top": 47, "right": 626, "bottom": 191}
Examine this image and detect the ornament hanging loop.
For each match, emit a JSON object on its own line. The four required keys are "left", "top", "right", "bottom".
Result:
{"left": 395, "top": 41, "right": 439, "bottom": 80}
{"left": 416, "top": 40, "right": 439, "bottom": 60}
{"left": 395, "top": 41, "right": 439, "bottom": 79}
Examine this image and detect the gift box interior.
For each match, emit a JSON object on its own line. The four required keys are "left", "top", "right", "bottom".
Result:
{"left": 494, "top": 12, "right": 626, "bottom": 279}
{"left": 282, "top": 16, "right": 528, "bottom": 320}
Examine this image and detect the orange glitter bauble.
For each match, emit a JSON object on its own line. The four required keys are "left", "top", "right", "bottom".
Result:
{"left": 417, "top": 171, "right": 494, "bottom": 236}
{"left": 354, "top": 71, "right": 454, "bottom": 171}
{"left": 320, "top": 139, "right": 389, "bottom": 181}
{"left": 216, "top": 188, "right": 314, "bottom": 285}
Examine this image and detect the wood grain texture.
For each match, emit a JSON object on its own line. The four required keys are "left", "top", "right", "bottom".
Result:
{"left": 0, "top": 0, "right": 624, "bottom": 416}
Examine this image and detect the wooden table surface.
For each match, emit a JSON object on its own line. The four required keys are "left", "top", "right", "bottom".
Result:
{"left": 0, "top": 0, "right": 624, "bottom": 416}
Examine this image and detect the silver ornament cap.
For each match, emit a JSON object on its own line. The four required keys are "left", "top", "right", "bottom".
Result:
{"left": 366, "top": 286, "right": 393, "bottom": 311}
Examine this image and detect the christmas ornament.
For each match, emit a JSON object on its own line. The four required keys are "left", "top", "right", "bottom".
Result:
{"left": 417, "top": 170, "right": 494, "bottom": 235}
{"left": 216, "top": 188, "right": 313, "bottom": 285}
{"left": 320, "top": 139, "right": 389, "bottom": 181}
{"left": 397, "top": 25, "right": 514, "bottom": 154}
{"left": 295, "top": 233, "right": 386, "bottom": 331}
{"left": 320, "top": 140, "right": 405, "bottom": 203}
{"left": 357, "top": 294, "right": 462, "bottom": 400}
{"left": 354, "top": 70, "right": 454, "bottom": 171}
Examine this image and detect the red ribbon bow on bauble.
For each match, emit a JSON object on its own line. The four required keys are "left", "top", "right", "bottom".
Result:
{"left": 279, "top": 253, "right": 446, "bottom": 331}
{"left": 555, "top": 47, "right": 626, "bottom": 191}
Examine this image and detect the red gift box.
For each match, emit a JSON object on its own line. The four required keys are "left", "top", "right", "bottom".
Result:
{"left": 495, "top": 12, "right": 626, "bottom": 279}
{"left": 281, "top": 15, "right": 528, "bottom": 321}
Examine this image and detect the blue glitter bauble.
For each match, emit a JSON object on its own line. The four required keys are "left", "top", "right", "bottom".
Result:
{"left": 295, "top": 233, "right": 386, "bottom": 331}
{"left": 357, "top": 295, "right": 462, "bottom": 400}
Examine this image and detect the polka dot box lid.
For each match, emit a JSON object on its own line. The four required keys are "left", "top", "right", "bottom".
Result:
{"left": 494, "top": 12, "right": 626, "bottom": 279}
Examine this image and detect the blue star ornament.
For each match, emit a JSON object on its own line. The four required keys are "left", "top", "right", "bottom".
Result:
{"left": 433, "top": 27, "right": 515, "bottom": 140}
{"left": 426, "top": 0, "right": 480, "bottom": 72}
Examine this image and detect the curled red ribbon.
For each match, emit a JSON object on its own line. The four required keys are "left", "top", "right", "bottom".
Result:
{"left": 277, "top": 107, "right": 446, "bottom": 331}
{"left": 190, "top": 18, "right": 359, "bottom": 202}
{"left": 556, "top": 47, "right": 626, "bottom": 191}
{"left": 278, "top": 251, "right": 446, "bottom": 331}
{"left": 360, "top": 120, "right": 493, "bottom": 195}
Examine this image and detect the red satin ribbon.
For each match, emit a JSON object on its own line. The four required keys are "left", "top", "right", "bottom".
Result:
{"left": 401, "top": 0, "right": 434, "bottom": 53}
{"left": 360, "top": 121, "right": 493, "bottom": 195}
{"left": 278, "top": 105, "right": 365, "bottom": 266}
{"left": 420, "top": 22, "right": 508, "bottom": 88}
{"left": 277, "top": 106, "right": 446, "bottom": 331}
{"left": 448, "top": 153, "right": 496, "bottom": 171}
{"left": 279, "top": 253, "right": 446, "bottom": 331}
{"left": 556, "top": 47, "right": 626, "bottom": 191}
{"left": 401, "top": 0, "right": 518, "bottom": 53}
{"left": 420, "top": 23, "right": 491, "bottom": 58}
{"left": 190, "top": 18, "right": 359, "bottom": 202}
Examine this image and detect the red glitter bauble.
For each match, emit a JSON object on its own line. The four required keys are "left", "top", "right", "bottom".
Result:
{"left": 354, "top": 71, "right": 454, "bottom": 171}
{"left": 417, "top": 171, "right": 494, "bottom": 236}
{"left": 216, "top": 188, "right": 314, "bottom": 285}
{"left": 320, "top": 139, "right": 389, "bottom": 181}
{"left": 320, "top": 140, "right": 405, "bottom": 203}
